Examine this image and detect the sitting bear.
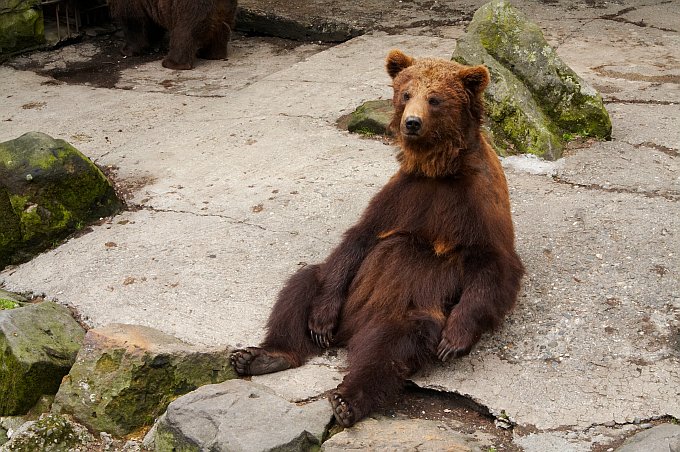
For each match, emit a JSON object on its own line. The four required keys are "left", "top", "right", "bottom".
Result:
{"left": 232, "top": 50, "right": 525, "bottom": 427}
{"left": 108, "top": 0, "right": 237, "bottom": 70}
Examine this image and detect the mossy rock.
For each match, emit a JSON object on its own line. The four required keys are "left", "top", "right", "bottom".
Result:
{"left": 345, "top": 99, "right": 394, "bottom": 137}
{"left": 454, "top": 28, "right": 563, "bottom": 159}
{"left": 453, "top": 0, "right": 611, "bottom": 159}
{"left": 0, "top": 301, "right": 86, "bottom": 416}
{"left": 0, "top": 0, "right": 42, "bottom": 13}
{"left": 0, "top": 132, "right": 122, "bottom": 269}
{"left": 53, "top": 324, "right": 237, "bottom": 436}
{"left": 0, "top": 0, "right": 44, "bottom": 55}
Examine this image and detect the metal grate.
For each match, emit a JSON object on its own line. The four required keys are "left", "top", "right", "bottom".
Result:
{"left": 40, "top": 0, "right": 110, "bottom": 41}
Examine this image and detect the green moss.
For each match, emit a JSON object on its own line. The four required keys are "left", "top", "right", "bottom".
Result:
{"left": 95, "top": 351, "right": 123, "bottom": 373}
{"left": 1, "top": 0, "right": 43, "bottom": 11}
{"left": 0, "top": 299, "right": 19, "bottom": 310}
{"left": 154, "top": 423, "right": 201, "bottom": 452}
{"left": 346, "top": 99, "right": 393, "bottom": 137}
{"left": 0, "top": 343, "right": 50, "bottom": 415}
{"left": 0, "top": 187, "right": 21, "bottom": 265}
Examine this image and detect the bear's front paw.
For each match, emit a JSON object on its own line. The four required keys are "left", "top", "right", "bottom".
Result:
{"left": 309, "top": 328, "right": 332, "bottom": 348}
{"left": 120, "top": 43, "right": 140, "bottom": 57}
{"left": 162, "top": 57, "right": 193, "bottom": 70}
{"left": 308, "top": 307, "right": 337, "bottom": 349}
{"left": 436, "top": 337, "right": 472, "bottom": 362}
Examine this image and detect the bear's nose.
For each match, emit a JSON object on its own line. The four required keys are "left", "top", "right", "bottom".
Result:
{"left": 404, "top": 116, "right": 422, "bottom": 133}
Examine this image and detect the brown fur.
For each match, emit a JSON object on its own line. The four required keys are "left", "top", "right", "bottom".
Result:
{"left": 108, "top": 0, "right": 237, "bottom": 70}
{"left": 232, "top": 50, "right": 525, "bottom": 427}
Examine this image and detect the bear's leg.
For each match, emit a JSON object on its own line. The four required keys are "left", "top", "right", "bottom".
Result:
{"left": 438, "top": 250, "right": 524, "bottom": 361}
{"left": 163, "top": 28, "right": 198, "bottom": 70}
{"left": 198, "top": 23, "right": 230, "bottom": 60}
{"left": 330, "top": 317, "right": 440, "bottom": 427}
{"left": 231, "top": 265, "right": 323, "bottom": 375}
{"left": 119, "top": 17, "right": 152, "bottom": 56}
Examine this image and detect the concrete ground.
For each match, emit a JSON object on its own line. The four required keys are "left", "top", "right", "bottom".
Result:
{"left": 1, "top": 0, "right": 679, "bottom": 450}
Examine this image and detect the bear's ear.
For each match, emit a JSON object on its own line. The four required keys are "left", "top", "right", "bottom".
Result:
{"left": 459, "top": 65, "right": 490, "bottom": 95}
{"left": 386, "top": 49, "right": 415, "bottom": 79}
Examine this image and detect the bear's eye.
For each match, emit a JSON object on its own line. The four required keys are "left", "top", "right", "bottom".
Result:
{"left": 402, "top": 92, "right": 411, "bottom": 102}
{"left": 428, "top": 97, "right": 441, "bottom": 106}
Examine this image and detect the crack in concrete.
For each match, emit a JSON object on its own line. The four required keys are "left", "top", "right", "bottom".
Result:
{"left": 599, "top": 6, "right": 678, "bottom": 32}
{"left": 604, "top": 98, "right": 678, "bottom": 105}
{"left": 551, "top": 175, "right": 680, "bottom": 201}
{"left": 594, "top": 65, "right": 680, "bottom": 84}
{"left": 129, "top": 203, "right": 334, "bottom": 244}
{"left": 278, "top": 112, "right": 322, "bottom": 120}
{"left": 580, "top": 414, "right": 679, "bottom": 433}
{"left": 633, "top": 141, "right": 680, "bottom": 158}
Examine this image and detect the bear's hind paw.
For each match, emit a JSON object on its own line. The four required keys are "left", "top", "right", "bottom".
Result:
{"left": 230, "top": 347, "right": 292, "bottom": 376}
{"left": 330, "top": 392, "right": 357, "bottom": 428}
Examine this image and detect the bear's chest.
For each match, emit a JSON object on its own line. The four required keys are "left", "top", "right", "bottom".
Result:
{"left": 378, "top": 179, "right": 467, "bottom": 257}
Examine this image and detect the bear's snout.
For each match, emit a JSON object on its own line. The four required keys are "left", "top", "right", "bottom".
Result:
{"left": 404, "top": 116, "right": 423, "bottom": 135}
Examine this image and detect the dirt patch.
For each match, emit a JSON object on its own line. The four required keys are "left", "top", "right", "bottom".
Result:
{"left": 7, "top": 32, "right": 330, "bottom": 95}
{"left": 101, "top": 164, "right": 156, "bottom": 204}
{"left": 45, "top": 40, "right": 161, "bottom": 89}
{"left": 8, "top": 36, "right": 163, "bottom": 89}
{"left": 377, "top": 384, "right": 519, "bottom": 451}
{"left": 20, "top": 101, "right": 47, "bottom": 110}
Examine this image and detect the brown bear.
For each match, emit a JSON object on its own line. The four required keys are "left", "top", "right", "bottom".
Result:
{"left": 108, "top": 0, "right": 237, "bottom": 70}
{"left": 231, "top": 50, "right": 525, "bottom": 427}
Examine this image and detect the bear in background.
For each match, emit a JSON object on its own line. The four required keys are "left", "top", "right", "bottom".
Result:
{"left": 232, "top": 50, "right": 525, "bottom": 427}
{"left": 108, "top": 0, "right": 237, "bottom": 70}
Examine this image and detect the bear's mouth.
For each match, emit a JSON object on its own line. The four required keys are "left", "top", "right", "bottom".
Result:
{"left": 401, "top": 130, "right": 423, "bottom": 139}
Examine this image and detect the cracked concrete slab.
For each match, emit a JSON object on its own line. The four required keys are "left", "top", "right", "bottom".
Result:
{"left": 1, "top": 0, "right": 679, "bottom": 449}
{"left": 419, "top": 165, "right": 680, "bottom": 427}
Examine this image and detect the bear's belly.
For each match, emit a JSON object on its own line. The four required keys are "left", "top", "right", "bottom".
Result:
{"left": 337, "top": 235, "right": 461, "bottom": 336}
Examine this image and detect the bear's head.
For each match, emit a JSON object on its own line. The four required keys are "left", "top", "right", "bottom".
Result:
{"left": 386, "top": 49, "right": 490, "bottom": 161}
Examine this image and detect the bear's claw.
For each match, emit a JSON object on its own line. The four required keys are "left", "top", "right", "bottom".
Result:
{"left": 330, "top": 392, "right": 356, "bottom": 427}
{"left": 310, "top": 329, "right": 332, "bottom": 348}
{"left": 436, "top": 338, "right": 470, "bottom": 362}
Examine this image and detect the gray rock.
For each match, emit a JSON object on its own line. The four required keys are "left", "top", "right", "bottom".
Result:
{"left": 155, "top": 379, "right": 331, "bottom": 452}
{"left": 52, "top": 323, "right": 236, "bottom": 436}
{"left": 515, "top": 432, "right": 590, "bottom": 452}
{"left": 0, "top": 416, "right": 25, "bottom": 446}
{"left": 0, "top": 301, "right": 85, "bottom": 416}
{"left": 0, "top": 132, "right": 122, "bottom": 269}
{"left": 453, "top": 0, "right": 611, "bottom": 159}
{"left": 616, "top": 424, "right": 680, "bottom": 452}
{"left": 322, "top": 416, "right": 482, "bottom": 451}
